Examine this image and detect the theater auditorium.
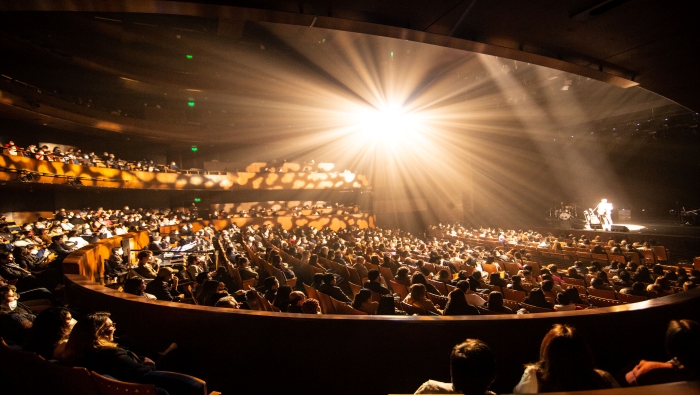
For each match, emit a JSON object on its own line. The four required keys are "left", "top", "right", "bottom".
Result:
{"left": 1, "top": 2, "right": 699, "bottom": 395}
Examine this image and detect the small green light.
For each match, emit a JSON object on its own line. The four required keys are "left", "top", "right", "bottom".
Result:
{"left": 390, "top": 52, "right": 394, "bottom": 57}
{"left": 186, "top": 54, "right": 193, "bottom": 59}
{"left": 194, "top": 198, "right": 201, "bottom": 203}
{"left": 191, "top": 146, "right": 198, "bottom": 152}
{"left": 188, "top": 101, "right": 195, "bottom": 107}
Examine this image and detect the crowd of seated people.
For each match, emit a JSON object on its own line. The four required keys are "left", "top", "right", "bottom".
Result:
{"left": 3, "top": 140, "right": 362, "bottom": 177}
{"left": 2, "top": 212, "right": 699, "bottom": 393}
{"left": 3, "top": 140, "right": 179, "bottom": 173}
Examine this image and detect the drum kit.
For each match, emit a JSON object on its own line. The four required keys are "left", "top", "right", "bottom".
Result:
{"left": 549, "top": 203, "right": 578, "bottom": 221}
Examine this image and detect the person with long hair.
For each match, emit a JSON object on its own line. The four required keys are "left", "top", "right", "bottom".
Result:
{"left": 404, "top": 283, "right": 442, "bottom": 315}
{"left": 62, "top": 312, "right": 204, "bottom": 395}
{"left": 482, "top": 291, "right": 514, "bottom": 314}
{"left": 123, "top": 277, "right": 156, "bottom": 300}
{"left": 443, "top": 289, "right": 479, "bottom": 316}
{"left": 411, "top": 272, "right": 440, "bottom": 295}
{"left": 513, "top": 324, "right": 619, "bottom": 393}
{"left": 352, "top": 288, "right": 378, "bottom": 314}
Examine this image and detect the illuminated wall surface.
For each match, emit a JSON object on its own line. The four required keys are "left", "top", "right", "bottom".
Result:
{"left": 211, "top": 201, "right": 359, "bottom": 215}
{"left": 0, "top": 152, "right": 369, "bottom": 190}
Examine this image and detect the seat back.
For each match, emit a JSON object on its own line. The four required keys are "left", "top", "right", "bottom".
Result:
{"left": 587, "top": 287, "right": 617, "bottom": 300}
{"left": 346, "top": 266, "right": 362, "bottom": 286}
{"left": 303, "top": 283, "right": 319, "bottom": 300}
{"left": 400, "top": 302, "right": 428, "bottom": 316}
{"left": 91, "top": 371, "right": 159, "bottom": 395}
{"left": 481, "top": 263, "right": 499, "bottom": 274}
{"left": 502, "top": 299, "right": 521, "bottom": 312}
{"left": 427, "top": 279, "right": 448, "bottom": 295}
{"left": 652, "top": 246, "right": 668, "bottom": 262}
{"left": 389, "top": 280, "right": 409, "bottom": 300}
{"left": 588, "top": 295, "right": 624, "bottom": 307}
{"left": 348, "top": 282, "right": 363, "bottom": 298}
{"left": 427, "top": 292, "right": 448, "bottom": 309}
{"left": 476, "top": 306, "right": 501, "bottom": 315}
{"left": 330, "top": 297, "right": 367, "bottom": 315}
{"left": 503, "top": 261, "right": 520, "bottom": 276}
{"left": 316, "top": 291, "right": 336, "bottom": 314}
{"left": 241, "top": 278, "right": 256, "bottom": 290}
{"left": 521, "top": 303, "right": 554, "bottom": 313}
{"left": 616, "top": 292, "right": 648, "bottom": 303}
{"left": 503, "top": 288, "right": 526, "bottom": 302}
{"left": 562, "top": 277, "right": 585, "bottom": 287}
{"left": 378, "top": 266, "right": 395, "bottom": 288}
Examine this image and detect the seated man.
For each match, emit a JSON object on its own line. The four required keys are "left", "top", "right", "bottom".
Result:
{"left": 48, "top": 234, "right": 76, "bottom": 264}
{"left": 318, "top": 273, "right": 352, "bottom": 304}
{"left": 363, "top": 269, "right": 391, "bottom": 295}
{"left": 134, "top": 250, "right": 159, "bottom": 279}
{"left": 104, "top": 246, "right": 128, "bottom": 277}
{"left": 353, "top": 256, "right": 369, "bottom": 279}
{"left": 145, "top": 267, "right": 182, "bottom": 302}
{"left": 414, "top": 338, "right": 496, "bottom": 394}
{"left": 238, "top": 257, "right": 259, "bottom": 283}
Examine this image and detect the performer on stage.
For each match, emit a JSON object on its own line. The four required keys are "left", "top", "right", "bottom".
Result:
{"left": 594, "top": 199, "right": 613, "bottom": 231}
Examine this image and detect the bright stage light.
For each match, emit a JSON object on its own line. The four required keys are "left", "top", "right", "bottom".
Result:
{"left": 356, "top": 105, "right": 422, "bottom": 143}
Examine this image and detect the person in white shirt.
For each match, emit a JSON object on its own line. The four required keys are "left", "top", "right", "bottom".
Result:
{"left": 66, "top": 231, "right": 89, "bottom": 249}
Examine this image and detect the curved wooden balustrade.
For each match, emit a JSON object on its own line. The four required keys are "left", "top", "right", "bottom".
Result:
{"left": 63, "top": 230, "right": 151, "bottom": 282}
{"left": 62, "top": 232, "right": 700, "bottom": 395}
{"left": 0, "top": 152, "right": 370, "bottom": 190}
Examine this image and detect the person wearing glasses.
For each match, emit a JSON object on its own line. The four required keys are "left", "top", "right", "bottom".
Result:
{"left": 62, "top": 311, "right": 203, "bottom": 395}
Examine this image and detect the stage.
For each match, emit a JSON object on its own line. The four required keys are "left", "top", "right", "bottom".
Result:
{"left": 535, "top": 219, "right": 700, "bottom": 263}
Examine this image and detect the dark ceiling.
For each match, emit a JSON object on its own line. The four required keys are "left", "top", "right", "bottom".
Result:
{"left": 0, "top": 0, "right": 697, "bottom": 144}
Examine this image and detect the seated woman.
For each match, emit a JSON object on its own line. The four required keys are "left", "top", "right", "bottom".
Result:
{"left": 23, "top": 306, "right": 76, "bottom": 360}
{"left": 564, "top": 286, "right": 590, "bottom": 307}
{"left": 443, "top": 289, "right": 479, "bottom": 316}
{"left": 123, "top": 278, "right": 157, "bottom": 300}
{"left": 351, "top": 289, "right": 378, "bottom": 315}
{"left": 403, "top": 284, "right": 442, "bottom": 315}
{"left": 434, "top": 269, "right": 452, "bottom": 284}
{"left": 647, "top": 277, "right": 674, "bottom": 297}
{"left": 394, "top": 266, "right": 412, "bottom": 286}
{"left": 626, "top": 319, "right": 700, "bottom": 386}
{"left": 514, "top": 324, "right": 619, "bottom": 393}
{"left": 411, "top": 272, "right": 440, "bottom": 295}
{"left": 482, "top": 291, "right": 513, "bottom": 314}
{"left": 523, "top": 288, "right": 554, "bottom": 310}
{"left": 62, "top": 311, "right": 205, "bottom": 395}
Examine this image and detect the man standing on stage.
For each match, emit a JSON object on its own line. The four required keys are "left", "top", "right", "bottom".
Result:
{"left": 595, "top": 199, "right": 613, "bottom": 231}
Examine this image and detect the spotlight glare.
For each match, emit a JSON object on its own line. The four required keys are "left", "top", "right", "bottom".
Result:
{"left": 356, "top": 105, "right": 421, "bottom": 143}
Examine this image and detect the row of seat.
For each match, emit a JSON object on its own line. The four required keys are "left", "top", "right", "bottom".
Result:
{"left": 0, "top": 339, "right": 218, "bottom": 395}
